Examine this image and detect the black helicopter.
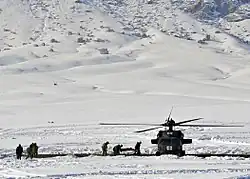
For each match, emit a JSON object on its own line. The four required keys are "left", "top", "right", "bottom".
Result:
{"left": 100, "top": 107, "right": 243, "bottom": 156}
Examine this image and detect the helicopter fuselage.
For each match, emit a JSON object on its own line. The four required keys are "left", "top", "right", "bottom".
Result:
{"left": 151, "top": 130, "right": 192, "bottom": 156}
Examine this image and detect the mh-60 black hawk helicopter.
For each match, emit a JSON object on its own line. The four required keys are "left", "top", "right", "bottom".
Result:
{"left": 100, "top": 107, "right": 243, "bottom": 157}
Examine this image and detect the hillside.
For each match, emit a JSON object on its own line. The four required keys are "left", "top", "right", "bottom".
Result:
{"left": 1, "top": 0, "right": 250, "bottom": 178}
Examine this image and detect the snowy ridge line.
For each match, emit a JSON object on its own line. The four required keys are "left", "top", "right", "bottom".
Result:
{"left": 41, "top": 168, "right": 250, "bottom": 178}
{"left": 97, "top": 87, "right": 250, "bottom": 103}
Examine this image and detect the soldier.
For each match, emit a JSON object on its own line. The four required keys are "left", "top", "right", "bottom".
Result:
{"left": 102, "top": 141, "right": 109, "bottom": 156}
{"left": 16, "top": 144, "right": 23, "bottom": 160}
{"left": 134, "top": 141, "right": 142, "bottom": 155}
{"left": 113, "top": 144, "right": 123, "bottom": 156}
{"left": 26, "top": 143, "right": 37, "bottom": 159}
{"left": 30, "top": 143, "right": 35, "bottom": 158}
{"left": 26, "top": 146, "right": 31, "bottom": 159}
{"left": 33, "top": 143, "right": 38, "bottom": 157}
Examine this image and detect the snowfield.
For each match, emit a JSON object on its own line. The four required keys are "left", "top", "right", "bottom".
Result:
{"left": 1, "top": 0, "right": 250, "bottom": 178}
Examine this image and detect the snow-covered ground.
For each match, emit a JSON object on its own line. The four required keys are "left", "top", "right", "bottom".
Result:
{"left": 1, "top": 0, "right": 250, "bottom": 178}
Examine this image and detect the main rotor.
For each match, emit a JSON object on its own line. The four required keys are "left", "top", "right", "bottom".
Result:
{"left": 99, "top": 107, "right": 243, "bottom": 133}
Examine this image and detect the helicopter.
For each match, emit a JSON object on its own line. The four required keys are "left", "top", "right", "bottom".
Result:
{"left": 100, "top": 107, "right": 243, "bottom": 156}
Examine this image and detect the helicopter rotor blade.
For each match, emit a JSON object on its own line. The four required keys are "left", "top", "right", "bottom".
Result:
{"left": 175, "top": 118, "right": 203, "bottom": 125}
{"left": 166, "top": 106, "right": 174, "bottom": 123}
{"left": 135, "top": 126, "right": 163, "bottom": 133}
{"left": 178, "top": 124, "right": 244, "bottom": 127}
{"left": 99, "top": 123, "right": 161, "bottom": 126}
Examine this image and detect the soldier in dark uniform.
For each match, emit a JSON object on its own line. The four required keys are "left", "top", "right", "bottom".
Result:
{"left": 33, "top": 143, "right": 38, "bottom": 157}
{"left": 113, "top": 144, "right": 123, "bottom": 155}
{"left": 134, "top": 141, "right": 142, "bottom": 155}
{"left": 26, "top": 143, "right": 38, "bottom": 159}
{"left": 26, "top": 146, "right": 32, "bottom": 159}
{"left": 102, "top": 141, "right": 109, "bottom": 156}
{"left": 26, "top": 143, "right": 34, "bottom": 159}
{"left": 16, "top": 144, "right": 23, "bottom": 160}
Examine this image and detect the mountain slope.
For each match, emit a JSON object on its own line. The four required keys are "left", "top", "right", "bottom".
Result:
{"left": 1, "top": 0, "right": 250, "bottom": 125}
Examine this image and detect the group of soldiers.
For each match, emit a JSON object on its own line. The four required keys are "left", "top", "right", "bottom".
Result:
{"left": 102, "top": 141, "right": 142, "bottom": 156}
{"left": 15, "top": 143, "right": 39, "bottom": 160}
{"left": 16, "top": 141, "right": 141, "bottom": 159}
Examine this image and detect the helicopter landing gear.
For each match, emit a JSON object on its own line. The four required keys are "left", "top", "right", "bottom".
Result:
{"left": 177, "top": 151, "right": 185, "bottom": 157}
{"left": 155, "top": 151, "right": 184, "bottom": 156}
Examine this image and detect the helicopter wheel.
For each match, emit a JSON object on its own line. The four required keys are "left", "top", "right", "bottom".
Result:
{"left": 156, "top": 151, "right": 161, "bottom": 156}
{"left": 177, "top": 152, "right": 182, "bottom": 157}
{"left": 177, "top": 151, "right": 185, "bottom": 157}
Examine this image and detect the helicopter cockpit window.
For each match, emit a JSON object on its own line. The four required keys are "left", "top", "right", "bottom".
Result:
{"left": 162, "top": 138, "right": 180, "bottom": 145}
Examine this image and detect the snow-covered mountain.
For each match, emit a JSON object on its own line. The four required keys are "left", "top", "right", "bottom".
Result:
{"left": 180, "top": 0, "right": 250, "bottom": 21}
{"left": 1, "top": 0, "right": 250, "bottom": 57}
{"left": 182, "top": 0, "right": 250, "bottom": 44}
{"left": 1, "top": 0, "right": 250, "bottom": 178}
